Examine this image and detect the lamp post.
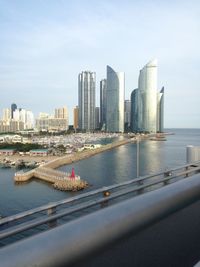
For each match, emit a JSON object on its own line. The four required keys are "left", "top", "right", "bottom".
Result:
{"left": 136, "top": 136, "right": 140, "bottom": 178}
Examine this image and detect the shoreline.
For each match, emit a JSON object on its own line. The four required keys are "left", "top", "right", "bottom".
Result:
{"left": 1, "top": 134, "right": 159, "bottom": 169}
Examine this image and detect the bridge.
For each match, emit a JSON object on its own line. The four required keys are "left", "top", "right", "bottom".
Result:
{"left": 1, "top": 161, "right": 200, "bottom": 266}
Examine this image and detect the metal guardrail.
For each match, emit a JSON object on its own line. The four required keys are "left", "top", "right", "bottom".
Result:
{"left": 1, "top": 172, "right": 200, "bottom": 267}
{"left": 0, "top": 161, "right": 200, "bottom": 245}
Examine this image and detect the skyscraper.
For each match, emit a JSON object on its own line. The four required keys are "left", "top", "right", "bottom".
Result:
{"left": 95, "top": 107, "right": 100, "bottom": 129}
{"left": 138, "top": 59, "right": 158, "bottom": 133}
{"left": 130, "top": 89, "right": 139, "bottom": 132}
{"left": 11, "top": 103, "right": 17, "bottom": 119}
{"left": 100, "top": 79, "right": 107, "bottom": 129}
{"left": 131, "top": 59, "right": 164, "bottom": 133}
{"left": 157, "top": 87, "right": 164, "bottom": 132}
{"left": 78, "top": 71, "right": 96, "bottom": 131}
{"left": 106, "top": 66, "right": 125, "bottom": 132}
{"left": 124, "top": 100, "right": 131, "bottom": 131}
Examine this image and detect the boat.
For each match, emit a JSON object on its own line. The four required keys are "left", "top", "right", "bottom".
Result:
{"left": 150, "top": 137, "right": 167, "bottom": 141}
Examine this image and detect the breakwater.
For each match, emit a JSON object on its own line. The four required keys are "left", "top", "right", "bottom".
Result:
{"left": 43, "top": 138, "right": 133, "bottom": 169}
{"left": 14, "top": 138, "right": 135, "bottom": 191}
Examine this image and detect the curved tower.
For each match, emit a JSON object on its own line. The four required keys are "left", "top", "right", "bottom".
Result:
{"left": 157, "top": 87, "right": 164, "bottom": 132}
{"left": 138, "top": 59, "right": 158, "bottom": 133}
{"left": 106, "top": 66, "right": 124, "bottom": 132}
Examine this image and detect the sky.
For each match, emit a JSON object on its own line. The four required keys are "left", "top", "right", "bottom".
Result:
{"left": 0, "top": 0, "right": 199, "bottom": 128}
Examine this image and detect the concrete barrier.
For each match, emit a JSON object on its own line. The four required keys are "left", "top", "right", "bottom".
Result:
{"left": 187, "top": 146, "right": 200, "bottom": 163}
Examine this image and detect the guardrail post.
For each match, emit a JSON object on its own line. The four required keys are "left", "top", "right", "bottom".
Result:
{"left": 185, "top": 166, "right": 189, "bottom": 177}
{"left": 47, "top": 206, "right": 57, "bottom": 228}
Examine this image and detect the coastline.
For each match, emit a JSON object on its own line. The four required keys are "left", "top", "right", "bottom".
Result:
{"left": 1, "top": 133, "right": 167, "bottom": 169}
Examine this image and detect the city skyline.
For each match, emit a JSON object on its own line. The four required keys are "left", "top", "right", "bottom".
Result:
{"left": 0, "top": 0, "right": 199, "bottom": 128}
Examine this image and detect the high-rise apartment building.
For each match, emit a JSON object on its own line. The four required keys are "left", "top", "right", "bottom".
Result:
{"left": 35, "top": 107, "right": 68, "bottom": 132}
{"left": 95, "top": 107, "right": 100, "bottom": 129}
{"left": 106, "top": 66, "right": 124, "bottom": 132}
{"left": 2, "top": 108, "right": 11, "bottom": 121}
{"left": 100, "top": 79, "right": 107, "bottom": 129}
{"left": 78, "top": 71, "right": 96, "bottom": 131}
{"left": 13, "top": 109, "right": 34, "bottom": 129}
{"left": 55, "top": 107, "right": 68, "bottom": 119}
{"left": 124, "top": 100, "right": 131, "bottom": 131}
{"left": 73, "top": 106, "right": 79, "bottom": 130}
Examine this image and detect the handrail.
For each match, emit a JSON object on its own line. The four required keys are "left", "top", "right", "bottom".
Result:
{"left": 1, "top": 164, "right": 200, "bottom": 241}
{"left": 1, "top": 173, "right": 200, "bottom": 267}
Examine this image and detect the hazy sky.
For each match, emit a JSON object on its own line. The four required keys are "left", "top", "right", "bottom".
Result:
{"left": 0, "top": 0, "right": 199, "bottom": 127}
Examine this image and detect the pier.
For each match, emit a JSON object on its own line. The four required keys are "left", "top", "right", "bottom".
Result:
{"left": 15, "top": 166, "right": 88, "bottom": 191}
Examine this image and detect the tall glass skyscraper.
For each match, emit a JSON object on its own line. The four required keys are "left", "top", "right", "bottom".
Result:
{"left": 78, "top": 71, "right": 96, "bottom": 131}
{"left": 106, "top": 66, "right": 124, "bottom": 132}
{"left": 124, "top": 100, "right": 131, "bottom": 131}
{"left": 130, "top": 88, "right": 139, "bottom": 132}
{"left": 131, "top": 59, "right": 164, "bottom": 133}
{"left": 157, "top": 87, "right": 164, "bottom": 132}
{"left": 100, "top": 79, "right": 107, "bottom": 129}
{"left": 138, "top": 59, "right": 158, "bottom": 133}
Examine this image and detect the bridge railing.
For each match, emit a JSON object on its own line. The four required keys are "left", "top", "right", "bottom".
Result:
{"left": 1, "top": 161, "right": 200, "bottom": 244}
{"left": 1, "top": 172, "right": 200, "bottom": 267}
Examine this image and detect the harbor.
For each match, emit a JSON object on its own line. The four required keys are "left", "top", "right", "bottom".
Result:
{"left": 14, "top": 137, "right": 136, "bottom": 191}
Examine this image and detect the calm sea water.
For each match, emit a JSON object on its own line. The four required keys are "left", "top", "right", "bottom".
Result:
{"left": 0, "top": 128, "right": 199, "bottom": 217}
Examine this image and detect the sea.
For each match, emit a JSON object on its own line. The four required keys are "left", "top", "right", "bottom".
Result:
{"left": 0, "top": 128, "right": 199, "bottom": 218}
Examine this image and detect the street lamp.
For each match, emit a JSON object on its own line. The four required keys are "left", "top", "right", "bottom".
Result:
{"left": 136, "top": 135, "right": 140, "bottom": 178}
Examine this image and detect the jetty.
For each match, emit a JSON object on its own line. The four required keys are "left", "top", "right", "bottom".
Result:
{"left": 15, "top": 167, "right": 88, "bottom": 191}
{"left": 14, "top": 138, "right": 139, "bottom": 191}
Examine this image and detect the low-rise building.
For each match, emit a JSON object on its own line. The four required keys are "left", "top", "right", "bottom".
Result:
{"left": 29, "top": 149, "right": 49, "bottom": 156}
{"left": 0, "top": 149, "right": 16, "bottom": 155}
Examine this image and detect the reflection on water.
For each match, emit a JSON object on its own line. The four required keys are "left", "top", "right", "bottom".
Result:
{"left": 0, "top": 129, "right": 199, "bottom": 216}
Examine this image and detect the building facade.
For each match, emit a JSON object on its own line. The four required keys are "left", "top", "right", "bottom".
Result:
{"left": 138, "top": 59, "right": 158, "bottom": 133}
{"left": 55, "top": 107, "right": 68, "bottom": 119}
{"left": 131, "top": 59, "right": 164, "bottom": 133}
{"left": 157, "top": 87, "right": 164, "bottom": 132}
{"left": 130, "top": 89, "right": 139, "bottom": 132}
{"left": 13, "top": 109, "right": 34, "bottom": 129}
{"left": 100, "top": 79, "right": 107, "bottom": 129}
{"left": 95, "top": 107, "right": 100, "bottom": 129}
{"left": 11, "top": 103, "right": 17, "bottom": 119}
{"left": 124, "top": 100, "right": 131, "bottom": 131}
{"left": 2, "top": 108, "right": 11, "bottom": 121}
{"left": 78, "top": 71, "right": 96, "bottom": 131}
{"left": 73, "top": 106, "right": 79, "bottom": 130}
{"left": 106, "top": 66, "right": 124, "bottom": 132}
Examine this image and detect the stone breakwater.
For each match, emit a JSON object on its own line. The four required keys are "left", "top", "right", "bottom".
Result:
{"left": 53, "top": 179, "right": 89, "bottom": 191}
{"left": 43, "top": 138, "right": 134, "bottom": 169}
{"left": 14, "top": 138, "right": 136, "bottom": 191}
